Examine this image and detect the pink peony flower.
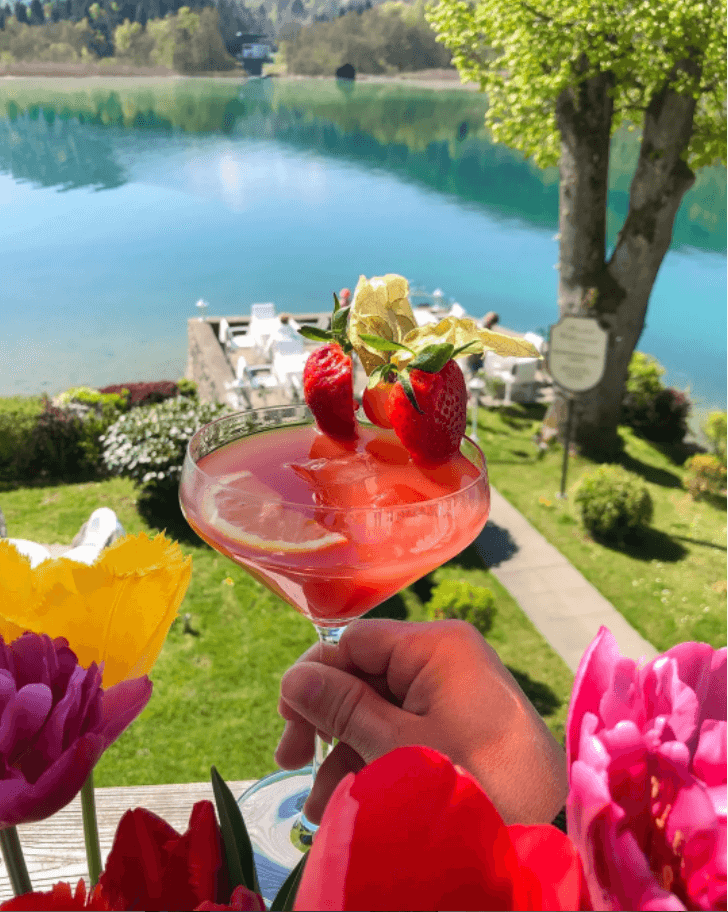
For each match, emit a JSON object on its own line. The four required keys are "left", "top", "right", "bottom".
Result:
{"left": 566, "top": 626, "right": 726, "bottom": 911}
{"left": 0, "top": 632, "right": 152, "bottom": 829}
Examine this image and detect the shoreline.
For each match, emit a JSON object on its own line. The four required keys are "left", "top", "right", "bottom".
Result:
{"left": 0, "top": 63, "right": 478, "bottom": 91}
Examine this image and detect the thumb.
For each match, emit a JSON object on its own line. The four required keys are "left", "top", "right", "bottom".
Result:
{"left": 280, "top": 661, "right": 404, "bottom": 763}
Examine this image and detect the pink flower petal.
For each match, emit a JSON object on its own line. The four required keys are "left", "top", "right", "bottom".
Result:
{"left": 568, "top": 628, "right": 624, "bottom": 768}
{"left": 599, "top": 658, "right": 641, "bottom": 730}
{"left": 692, "top": 719, "right": 727, "bottom": 816}
{"left": 640, "top": 658, "right": 699, "bottom": 745}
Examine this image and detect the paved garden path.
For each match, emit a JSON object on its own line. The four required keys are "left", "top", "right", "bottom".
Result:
{"left": 476, "top": 486, "right": 659, "bottom": 673}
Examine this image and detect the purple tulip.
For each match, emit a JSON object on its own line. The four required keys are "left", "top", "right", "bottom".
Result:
{"left": 0, "top": 632, "right": 152, "bottom": 829}
{"left": 566, "top": 626, "right": 726, "bottom": 911}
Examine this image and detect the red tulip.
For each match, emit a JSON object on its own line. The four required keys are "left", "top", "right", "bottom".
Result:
{"left": 0, "top": 802, "right": 264, "bottom": 912}
{"left": 98, "top": 800, "right": 264, "bottom": 911}
{"left": 566, "top": 627, "right": 727, "bottom": 911}
{"left": 0, "top": 879, "right": 112, "bottom": 910}
{"left": 294, "top": 745, "right": 590, "bottom": 911}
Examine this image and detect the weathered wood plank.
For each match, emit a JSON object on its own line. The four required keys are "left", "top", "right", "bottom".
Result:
{"left": 0, "top": 780, "right": 255, "bottom": 901}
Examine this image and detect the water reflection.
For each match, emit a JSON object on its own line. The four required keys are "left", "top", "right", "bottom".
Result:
{"left": 0, "top": 78, "right": 724, "bottom": 252}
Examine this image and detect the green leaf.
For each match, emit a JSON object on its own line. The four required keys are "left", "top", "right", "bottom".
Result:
{"left": 409, "top": 342, "right": 455, "bottom": 373}
{"left": 210, "top": 766, "right": 262, "bottom": 898}
{"left": 366, "top": 363, "right": 397, "bottom": 389}
{"left": 298, "top": 326, "right": 331, "bottom": 342}
{"left": 332, "top": 291, "right": 341, "bottom": 312}
{"left": 331, "top": 306, "right": 349, "bottom": 337}
{"left": 399, "top": 369, "right": 423, "bottom": 414}
{"left": 359, "top": 333, "right": 413, "bottom": 353}
{"left": 269, "top": 852, "right": 308, "bottom": 911}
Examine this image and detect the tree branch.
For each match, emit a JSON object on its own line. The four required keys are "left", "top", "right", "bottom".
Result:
{"left": 519, "top": 1, "right": 552, "bottom": 23}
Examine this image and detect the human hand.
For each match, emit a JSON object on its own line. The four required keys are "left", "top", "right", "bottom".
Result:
{"left": 276, "top": 618, "right": 567, "bottom": 826}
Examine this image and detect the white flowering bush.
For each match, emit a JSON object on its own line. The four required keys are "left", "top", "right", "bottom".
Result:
{"left": 101, "top": 397, "right": 231, "bottom": 492}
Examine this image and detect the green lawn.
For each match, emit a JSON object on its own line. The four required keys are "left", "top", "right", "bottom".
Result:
{"left": 1, "top": 408, "right": 724, "bottom": 786}
{"left": 471, "top": 404, "right": 727, "bottom": 652}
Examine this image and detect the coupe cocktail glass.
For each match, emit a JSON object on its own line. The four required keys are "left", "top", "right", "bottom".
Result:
{"left": 179, "top": 404, "right": 490, "bottom": 902}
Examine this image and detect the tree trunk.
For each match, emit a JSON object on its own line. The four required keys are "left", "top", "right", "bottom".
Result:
{"left": 552, "top": 65, "right": 698, "bottom": 459}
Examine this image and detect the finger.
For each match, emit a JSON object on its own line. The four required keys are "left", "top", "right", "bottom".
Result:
{"left": 302, "top": 741, "right": 365, "bottom": 826}
{"left": 274, "top": 719, "right": 314, "bottom": 770}
{"left": 279, "top": 661, "right": 408, "bottom": 763}
{"left": 338, "top": 618, "right": 472, "bottom": 707}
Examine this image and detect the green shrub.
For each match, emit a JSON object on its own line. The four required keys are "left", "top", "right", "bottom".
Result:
{"left": 624, "top": 351, "right": 665, "bottom": 406}
{"left": 684, "top": 453, "right": 727, "bottom": 501}
{"left": 703, "top": 411, "right": 727, "bottom": 465}
{"left": 0, "top": 396, "right": 45, "bottom": 481}
{"left": 101, "top": 396, "right": 231, "bottom": 494}
{"left": 177, "top": 378, "right": 199, "bottom": 399}
{"left": 23, "top": 400, "right": 88, "bottom": 481}
{"left": 427, "top": 579, "right": 495, "bottom": 635}
{"left": 575, "top": 464, "right": 653, "bottom": 542}
{"left": 622, "top": 353, "right": 690, "bottom": 444}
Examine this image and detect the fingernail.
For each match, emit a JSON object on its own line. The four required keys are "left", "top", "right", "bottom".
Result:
{"left": 281, "top": 664, "right": 325, "bottom": 710}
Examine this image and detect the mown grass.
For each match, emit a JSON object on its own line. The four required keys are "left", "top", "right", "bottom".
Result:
{"left": 471, "top": 403, "right": 727, "bottom": 653}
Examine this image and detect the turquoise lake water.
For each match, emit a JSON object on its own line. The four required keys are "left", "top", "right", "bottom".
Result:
{"left": 0, "top": 77, "right": 725, "bottom": 411}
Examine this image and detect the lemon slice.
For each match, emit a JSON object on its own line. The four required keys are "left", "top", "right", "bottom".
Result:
{"left": 201, "top": 473, "right": 347, "bottom": 554}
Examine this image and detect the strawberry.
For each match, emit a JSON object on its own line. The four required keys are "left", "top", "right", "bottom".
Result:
{"left": 361, "top": 381, "right": 394, "bottom": 429}
{"left": 303, "top": 342, "right": 357, "bottom": 439}
{"left": 386, "top": 359, "right": 467, "bottom": 464}
{"left": 359, "top": 333, "right": 476, "bottom": 464}
{"left": 299, "top": 293, "right": 358, "bottom": 440}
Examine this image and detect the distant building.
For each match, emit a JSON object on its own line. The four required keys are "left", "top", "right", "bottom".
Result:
{"left": 237, "top": 33, "right": 273, "bottom": 76}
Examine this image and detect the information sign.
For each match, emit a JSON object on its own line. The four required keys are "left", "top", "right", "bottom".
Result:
{"left": 548, "top": 316, "right": 608, "bottom": 394}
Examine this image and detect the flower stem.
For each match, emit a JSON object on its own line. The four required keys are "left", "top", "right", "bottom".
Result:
{"left": 81, "top": 771, "right": 102, "bottom": 887}
{"left": 0, "top": 826, "right": 32, "bottom": 896}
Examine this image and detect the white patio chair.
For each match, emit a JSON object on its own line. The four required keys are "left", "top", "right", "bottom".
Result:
{"left": 219, "top": 317, "right": 258, "bottom": 354}
{"left": 250, "top": 314, "right": 283, "bottom": 358}
{"left": 273, "top": 333, "right": 305, "bottom": 356}
{"left": 273, "top": 350, "right": 307, "bottom": 400}
{"left": 251, "top": 302, "right": 276, "bottom": 321}
{"left": 485, "top": 353, "right": 539, "bottom": 405}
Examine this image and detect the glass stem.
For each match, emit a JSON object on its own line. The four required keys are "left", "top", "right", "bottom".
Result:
{"left": 311, "top": 625, "right": 345, "bottom": 785}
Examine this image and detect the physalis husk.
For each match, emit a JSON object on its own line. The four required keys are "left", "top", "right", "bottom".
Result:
{"left": 390, "top": 317, "right": 541, "bottom": 371}
{"left": 348, "top": 274, "right": 418, "bottom": 375}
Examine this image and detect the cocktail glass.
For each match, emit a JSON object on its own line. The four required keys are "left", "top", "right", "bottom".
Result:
{"left": 179, "top": 404, "right": 490, "bottom": 903}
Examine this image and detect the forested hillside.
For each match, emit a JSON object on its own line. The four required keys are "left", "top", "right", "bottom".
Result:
{"left": 0, "top": 0, "right": 451, "bottom": 74}
{"left": 282, "top": 0, "right": 452, "bottom": 74}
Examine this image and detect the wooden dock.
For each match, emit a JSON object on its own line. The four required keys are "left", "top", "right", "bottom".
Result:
{"left": 0, "top": 780, "right": 256, "bottom": 902}
{"left": 185, "top": 311, "right": 554, "bottom": 411}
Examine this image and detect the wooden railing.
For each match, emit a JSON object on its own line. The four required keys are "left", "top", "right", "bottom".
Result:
{"left": 0, "top": 780, "right": 255, "bottom": 902}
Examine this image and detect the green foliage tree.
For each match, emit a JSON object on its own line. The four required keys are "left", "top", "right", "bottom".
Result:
{"left": 427, "top": 0, "right": 727, "bottom": 456}
{"left": 285, "top": 0, "right": 451, "bottom": 75}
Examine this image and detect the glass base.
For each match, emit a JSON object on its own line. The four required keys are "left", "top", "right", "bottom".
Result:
{"left": 237, "top": 767, "right": 316, "bottom": 907}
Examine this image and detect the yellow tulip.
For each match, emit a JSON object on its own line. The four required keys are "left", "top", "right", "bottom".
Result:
{"left": 0, "top": 533, "right": 192, "bottom": 687}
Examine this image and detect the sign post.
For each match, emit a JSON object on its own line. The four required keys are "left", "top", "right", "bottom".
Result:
{"left": 548, "top": 316, "right": 609, "bottom": 498}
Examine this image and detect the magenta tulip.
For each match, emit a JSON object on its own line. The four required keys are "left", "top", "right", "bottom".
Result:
{"left": 566, "top": 626, "right": 726, "bottom": 911}
{"left": 0, "top": 632, "right": 152, "bottom": 829}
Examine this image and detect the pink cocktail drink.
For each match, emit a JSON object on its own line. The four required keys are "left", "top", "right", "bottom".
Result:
{"left": 180, "top": 420, "right": 490, "bottom": 625}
